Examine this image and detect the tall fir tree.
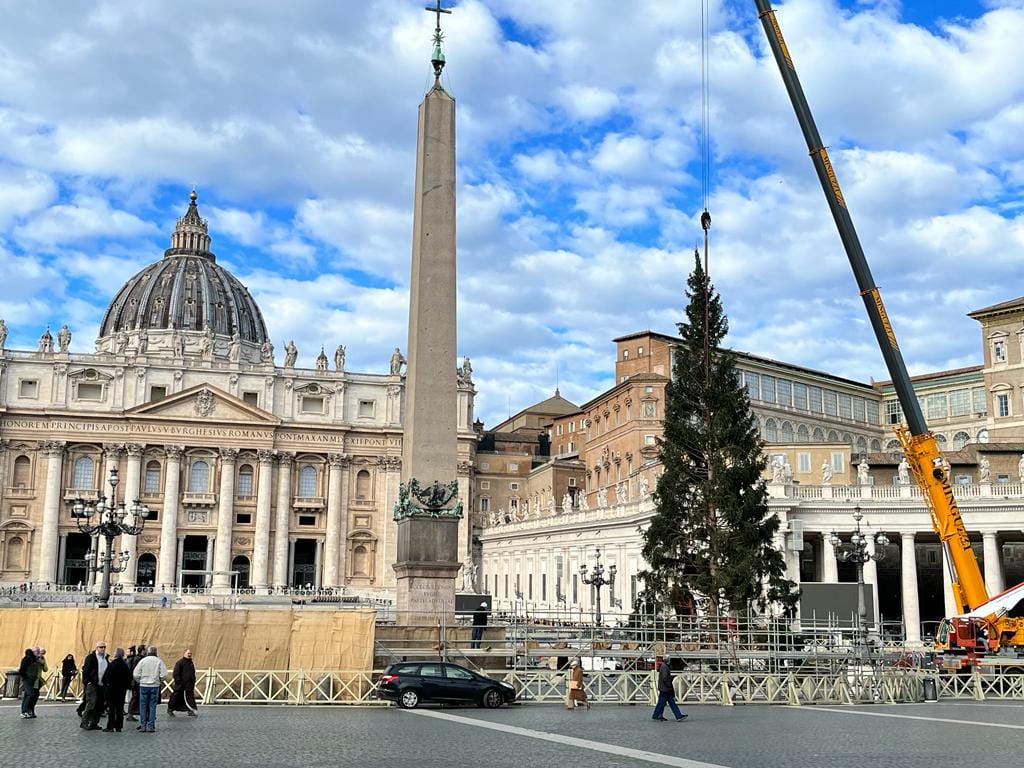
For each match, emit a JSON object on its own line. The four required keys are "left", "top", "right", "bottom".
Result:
{"left": 641, "top": 252, "right": 798, "bottom": 617}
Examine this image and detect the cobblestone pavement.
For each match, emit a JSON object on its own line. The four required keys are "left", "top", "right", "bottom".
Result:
{"left": 2, "top": 699, "right": 1021, "bottom": 768}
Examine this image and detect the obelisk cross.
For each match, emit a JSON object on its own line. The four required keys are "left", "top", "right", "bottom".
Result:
{"left": 426, "top": 1, "right": 452, "bottom": 80}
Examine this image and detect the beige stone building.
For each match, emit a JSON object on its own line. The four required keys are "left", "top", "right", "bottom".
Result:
{"left": 0, "top": 193, "right": 477, "bottom": 597}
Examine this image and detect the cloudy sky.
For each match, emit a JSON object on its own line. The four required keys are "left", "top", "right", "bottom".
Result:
{"left": 0, "top": 0, "right": 1021, "bottom": 426}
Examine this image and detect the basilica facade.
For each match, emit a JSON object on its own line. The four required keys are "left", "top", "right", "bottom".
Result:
{"left": 0, "top": 192, "right": 478, "bottom": 597}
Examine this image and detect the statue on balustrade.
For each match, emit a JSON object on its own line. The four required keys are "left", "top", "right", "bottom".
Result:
{"left": 821, "top": 461, "right": 833, "bottom": 486}
{"left": 57, "top": 324, "right": 71, "bottom": 353}
{"left": 898, "top": 456, "right": 911, "bottom": 486}
{"left": 857, "top": 459, "right": 870, "bottom": 486}
{"left": 979, "top": 455, "right": 991, "bottom": 483}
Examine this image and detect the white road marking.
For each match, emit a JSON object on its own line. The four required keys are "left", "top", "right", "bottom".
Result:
{"left": 402, "top": 709, "right": 730, "bottom": 768}
{"left": 795, "top": 706, "right": 1024, "bottom": 730}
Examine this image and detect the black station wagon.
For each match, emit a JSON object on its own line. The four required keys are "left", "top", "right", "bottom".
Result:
{"left": 375, "top": 661, "right": 516, "bottom": 709}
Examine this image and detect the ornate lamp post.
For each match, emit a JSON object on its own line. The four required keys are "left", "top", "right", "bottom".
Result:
{"left": 71, "top": 467, "right": 149, "bottom": 608}
{"left": 579, "top": 548, "right": 617, "bottom": 626}
{"left": 829, "top": 506, "right": 888, "bottom": 659}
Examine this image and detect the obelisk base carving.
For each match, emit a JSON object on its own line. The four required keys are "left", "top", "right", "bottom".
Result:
{"left": 393, "top": 516, "right": 460, "bottom": 624}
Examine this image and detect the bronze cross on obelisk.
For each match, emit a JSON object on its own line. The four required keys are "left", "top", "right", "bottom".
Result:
{"left": 426, "top": 0, "right": 452, "bottom": 80}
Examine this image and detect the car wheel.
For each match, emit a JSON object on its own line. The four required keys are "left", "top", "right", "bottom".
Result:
{"left": 482, "top": 688, "right": 504, "bottom": 709}
{"left": 399, "top": 689, "right": 420, "bottom": 709}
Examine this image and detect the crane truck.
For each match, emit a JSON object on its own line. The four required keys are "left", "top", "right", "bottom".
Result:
{"left": 754, "top": 0, "right": 1024, "bottom": 666}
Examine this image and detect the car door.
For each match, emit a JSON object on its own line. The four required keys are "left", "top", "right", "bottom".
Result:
{"left": 441, "top": 663, "right": 481, "bottom": 703}
{"left": 417, "top": 663, "right": 446, "bottom": 702}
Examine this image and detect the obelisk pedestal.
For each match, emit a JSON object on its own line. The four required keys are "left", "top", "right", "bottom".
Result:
{"left": 394, "top": 516, "right": 460, "bottom": 623}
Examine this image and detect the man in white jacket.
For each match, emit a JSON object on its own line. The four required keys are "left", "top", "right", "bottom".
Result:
{"left": 132, "top": 646, "right": 168, "bottom": 733}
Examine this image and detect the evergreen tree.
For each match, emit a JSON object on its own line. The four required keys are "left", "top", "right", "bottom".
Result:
{"left": 641, "top": 252, "right": 798, "bottom": 617}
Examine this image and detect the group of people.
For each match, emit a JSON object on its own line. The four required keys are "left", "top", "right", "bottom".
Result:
{"left": 18, "top": 641, "right": 199, "bottom": 733}
{"left": 564, "top": 654, "right": 688, "bottom": 722}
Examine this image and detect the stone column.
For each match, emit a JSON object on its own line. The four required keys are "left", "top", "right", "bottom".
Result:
{"left": 118, "top": 443, "right": 144, "bottom": 589}
{"left": 57, "top": 533, "right": 68, "bottom": 584}
{"left": 982, "top": 532, "right": 1005, "bottom": 596}
{"left": 157, "top": 446, "right": 183, "bottom": 589}
{"left": 821, "top": 536, "right": 839, "bottom": 582}
{"left": 272, "top": 453, "right": 294, "bottom": 590}
{"left": 205, "top": 536, "right": 216, "bottom": 588}
{"left": 323, "top": 454, "right": 347, "bottom": 588}
{"left": 457, "top": 460, "right": 472, "bottom": 565}
{"left": 900, "top": 532, "right": 921, "bottom": 644}
{"left": 36, "top": 441, "right": 66, "bottom": 583}
{"left": 287, "top": 538, "right": 297, "bottom": 587}
{"left": 212, "top": 448, "right": 238, "bottom": 592}
{"left": 314, "top": 539, "right": 323, "bottom": 590}
{"left": 252, "top": 450, "right": 276, "bottom": 593}
{"left": 175, "top": 535, "right": 185, "bottom": 589}
{"left": 863, "top": 538, "right": 880, "bottom": 628}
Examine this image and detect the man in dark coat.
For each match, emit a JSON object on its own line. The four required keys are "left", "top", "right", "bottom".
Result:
{"left": 168, "top": 649, "right": 198, "bottom": 716}
{"left": 125, "top": 645, "right": 141, "bottom": 721}
{"left": 18, "top": 648, "right": 39, "bottom": 719}
{"left": 101, "top": 648, "right": 132, "bottom": 732}
{"left": 651, "top": 655, "right": 687, "bottom": 722}
{"left": 471, "top": 602, "right": 489, "bottom": 649}
{"left": 79, "top": 641, "right": 109, "bottom": 730}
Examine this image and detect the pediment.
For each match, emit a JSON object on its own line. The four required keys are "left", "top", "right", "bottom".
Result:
{"left": 126, "top": 384, "right": 278, "bottom": 424}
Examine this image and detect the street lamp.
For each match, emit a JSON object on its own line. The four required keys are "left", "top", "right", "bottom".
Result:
{"left": 829, "top": 506, "right": 888, "bottom": 659}
{"left": 71, "top": 467, "right": 149, "bottom": 608}
{"left": 579, "top": 548, "right": 616, "bottom": 626}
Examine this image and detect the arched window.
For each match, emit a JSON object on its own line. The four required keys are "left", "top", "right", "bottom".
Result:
{"left": 935, "top": 434, "right": 948, "bottom": 449}
{"left": 856, "top": 437, "right": 867, "bottom": 453}
{"left": 135, "top": 553, "right": 156, "bottom": 586}
{"left": 764, "top": 419, "right": 778, "bottom": 442}
{"left": 870, "top": 439, "right": 882, "bottom": 452}
{"left": 13, "top": 455, "right": 31, "bottom": 489}
{"left": 977, "top": 428, "right": 989, "bottom": 444}
{"left": 780, "top": 422, "right": 794, "bottom": 443}
{"left": 812, "top": 427, "right": 825, "bottom": 442}
{"left": 189, "top": 461, "right": 210, "bottom": 493}
{"left": 355, "top": 469, "right": 371, "bottom": 500}
{"left": 237, "top": 464, "right": 254, "bottom": 497}
{"left": 72, "top": 456, "right": 94, "bottom": 489}
{"left": 231, "top": 555, "right": 251, "bottom": 589}
{"left": 298, "top": 465, "right": 318, "bottom": 498}
{"left": 827, "top": 430, "right": 839, "bottom": 442}
{"left": 144, "top": 461, "right": 161, "bottom": 495}
{"left": 5, "top": 537, "right": 25, "bottom": 570}
{"left": 885, "top": 440, "right": 901, "bottom": 458}
{"left": 952, "top": 431, "right": 971, "bottom": 451}
{"left": 797, "top": 425, "right": 810, "bottom": 442}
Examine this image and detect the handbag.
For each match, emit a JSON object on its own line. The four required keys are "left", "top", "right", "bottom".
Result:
{"left": 569, "top": 679, "right": 582, "bottom": 690}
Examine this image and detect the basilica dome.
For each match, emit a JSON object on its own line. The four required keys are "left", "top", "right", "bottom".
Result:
{"left": 98, "top": 191, "right": 269, "bottom": 346}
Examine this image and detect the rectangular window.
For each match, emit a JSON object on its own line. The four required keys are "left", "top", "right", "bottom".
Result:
{"left": 480, "top": 497, "right": 489, "bottom": 512}
{"left": 761, "top": 375, "right": 776, "bottom": 404}
{"left": 972, "top": 387, "right": 987, "bottom": 415}
{"left": 242, "top": 391, "right": 259, "bottom": 407}
{"left": 301, "top": 396, "right": 324, "bottom": 414}
{"left": 479, "top": 480, "right": 490, "bottom": 490}
{"left": 237, "top": 472, "right": 253, "bottom": 497}
{"left": 994, "top": 341, "right": 1007, "bottom": 362}
{"left": 831, "top": 452, "right": 844, "bottom": 472}
{"left": 509, "top": 462, "right": 519, "bottom": 471}
{"left": 77, "top": 383, "right": 103, "bottom": 401}
{"left": 997, "top": 474, "right": 1010, "bottom": 484}
{"left": 637, "top": 346, "right": 644, "bottom": 356}
{"left": 622, "top": 349, "right": 629, "bottom": 359}
{"left": 793, "top": 382, "right": 808, "bottom": 411}
{"left": 949, "top": 389, "right": 970, "bottom": 417}
{"left": 838, "top": 394, "right": 853, "bottom": 419}
{"left": 997, "top": 393, "right": 1010, "bottom": 418}
{"left": 298, "top": 515, "right": 317, "bottom": 526}
{"left": 927, "top": 394, "right": 948, "bottom": 420}
{"left": 479, "top": 462, "right": 490, "bottom": 471}
{"left": 886, "top": 400, "right": 902, "bottom": 425}
{"left": 955, "top": 474, "right": 972, "bottom": 486}
{"left": 822, "top": 390, "right": 837, "bottom": 416}
{"left": 235, "top": 513, "right": 252, "bottom": 525}
{"left": 18, "top": 380, "right": 39, "bottom": 399}
{"left": 798, "top": 452, "right": 811, "bottom": 473}
{"left": 510, "top": 482, "right": 520, "bottom": 491}
{"left": 357, "top": 399, "right": 375, "bottom": 418}
{"left": 808, "top": 386, "right": 823, "bottom": 413}
{"left": 645, "top": 434, "right": 656, "bottom": 445}
{"left": 853, "top": 397, "right": 866, "bottom": 423}
{"left": 743, "top": 371, "right": 760, "bottom": 400}
{"left": 568, "top": 478, "right": 576, "bottom": 487}
{"left": 144, "top": 466, "right": 161, "bottom": 495}
{"left": 776, "top": 379, "right": 792, "bottom": 407}
{"left": 569, "top": 421, "right": 575, "bottom": 433}
{"left": 149, "top": 386, "right": 167, "bottom": 402}
{"left": 866, "top": 400, "right": 879, "bottom": 425}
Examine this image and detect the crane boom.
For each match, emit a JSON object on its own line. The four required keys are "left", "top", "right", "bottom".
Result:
{"left": 753, "top": 0, "right": 988, "bottom": 613}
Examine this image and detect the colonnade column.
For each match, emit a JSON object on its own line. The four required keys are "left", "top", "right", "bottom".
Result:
{"left": 118, "top": 443, "right": 143, "bottom": 589}
{"left": 900, "top": 532, "right": 921, "bottom": 644}
{"left": 323, "top": 453, "right": 347, "bottom": 588}
{"left": 205, "top": 537, "right": 216, "bottom": 588}
{"left": 272, "top": 453, "right": 294, "bottom": 589}
{"left": 36, "top": 441, "right": 66, "bottom": 583}
{"left": 287, "top": 538, "right": 297, "bottom": 587}
{"left": 314, "top": 539, "right": 323, "bottom": 590}
{"left": 252, "top": 450, "right": 276, "bottom": 593}
{"left": 157, "top": 446, "right": 183, "bottom": 589}
{"left": 982, "top": 532, "right": 1005, "bottom": 596}
{"left": 821, "top": 536, "right": 838, "bottom": 582}
{"left": 863, "top": 538, "right": 880, "bottom": 628}
{"left": 212, "top": 448, "right": 237, "bottom": 591}
{"left": 175, "top": 535, "right": 185, "bottom": 589}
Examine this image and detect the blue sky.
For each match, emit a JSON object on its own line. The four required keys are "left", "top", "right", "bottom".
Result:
{"left": 1, "top": 0, "right": 1022, "bottom": 426}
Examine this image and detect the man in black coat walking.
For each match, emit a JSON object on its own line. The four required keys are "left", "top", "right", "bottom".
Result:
{"left": 79, "top": 641, "right": 109, "bottom": 730}
{"left": 651, "top": 655, "right": 687, "bottom": 722}
{"left": 471, "top": 602, "right": 489, "bottom": 649}
{"left": 102, "top": 648, "right": 132, "bottom": 732}
{"left": 18, "top": 648, "right": 39, "bottom": 719}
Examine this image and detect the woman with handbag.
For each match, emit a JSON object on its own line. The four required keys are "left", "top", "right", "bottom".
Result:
{"left": 566, "top": 658, "right": 590, "bottom": 710}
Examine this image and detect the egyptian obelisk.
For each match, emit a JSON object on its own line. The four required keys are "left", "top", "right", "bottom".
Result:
{"left": 393, "top": 2, "right": 463, "bottom": 623}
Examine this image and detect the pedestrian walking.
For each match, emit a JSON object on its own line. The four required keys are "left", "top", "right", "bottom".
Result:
{"left": 18, "top": 648, "right": 39, "bottom": 719}
{"left": 168, "top": 649, "right": 198, "bottom": 717}
{"left": 102, "top": 648, "right": 132, "bottom": 733}
{"left": 80, "top": 641, "right": 109, "bottom": 730}
{"left": 651, "top": 655, "right": 687, "bottom": 722}
{"left": 566, "top": 658, "right": 590, "bottom": 710}
{"left": 471, "top": 602, "right": 488, "bottom": 649}
{"left": 28, "top": 647, "right": 47, "bottom": 716}
{"left": 125, "top": 645, "right": 141, "bottom": 721}
{"left": 133, "top": 646, "right": 168, "bottom": 733}
{"left": 59, "top": 653, "right": 78, "bottom": 701}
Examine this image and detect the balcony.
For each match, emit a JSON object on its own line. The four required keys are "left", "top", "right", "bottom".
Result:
{"left": 293, "top": 496, "right": 325, "bottom": 510}
{"left": 6, "top": 486, "right": 36, "bottom": 499}
{"left": 64, "top": 487, "right": 99, "bottom": 501}
{"left": 182, "top": 492, "right": 217, "bottom": 507}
